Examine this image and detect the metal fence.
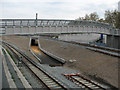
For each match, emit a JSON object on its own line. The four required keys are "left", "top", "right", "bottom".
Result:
{"left": 0, "top": 19, "right": 120, "bottom": 36}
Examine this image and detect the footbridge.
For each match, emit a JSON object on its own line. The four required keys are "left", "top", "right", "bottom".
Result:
{"left": 1, "top": 19, "right": 120, "bottom": 49}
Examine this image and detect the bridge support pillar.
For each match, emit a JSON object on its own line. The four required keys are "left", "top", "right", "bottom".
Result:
{"left": 107, "top": 35, "right": 120, "bottom": 49}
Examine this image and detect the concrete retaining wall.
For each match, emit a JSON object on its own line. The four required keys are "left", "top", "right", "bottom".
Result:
{"left": 29, "top": 38, "right": 41, "bottom": 62}
{"left": 38, "top": 37, "right": 66, "bottom": 64}
{"left": 107, "top": 35, "right": 120, "bottom": 49}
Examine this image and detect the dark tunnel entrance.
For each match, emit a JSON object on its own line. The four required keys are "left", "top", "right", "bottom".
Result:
{"left": 31, "top": 39, "right": 38, "bottom": 46}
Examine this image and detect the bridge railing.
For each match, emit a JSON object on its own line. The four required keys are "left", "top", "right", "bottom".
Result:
{"left": 0, "top": 19, "right": 120, "bottom": 36}
{"left": 1, "top": 19, "right": 112, "bottom": 27}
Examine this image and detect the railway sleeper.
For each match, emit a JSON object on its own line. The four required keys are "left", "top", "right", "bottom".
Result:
{"left": 41, "top": 75, "right": 49, "bottom": 78}
{"left": 46, "top": 81, "right": 53, "bottom": 83}
{"left": 85, "top": 84, "right": 99, "bottom": 88}
{"left": 47, "top": 84, "right": 61, "bottom": 88}
{"left": 45, "top": 81, "right": 59, "bottom": 86}
{"left": 79, "top": 82, "right": 100, "bottom": 89}
{"left": 48, "top": 85, "right": 61, "bottom": 88}
{"left": 72, "top": 77, "right": 102, "bottom": 89}
{"left": 73, "top": 82, "right": 85, "bottom": 88}
{"left": 48, "top": 82, "right": 56, "bottom": 84}
{"left": 45, "top": 81, "right": 56, "bottom": 84}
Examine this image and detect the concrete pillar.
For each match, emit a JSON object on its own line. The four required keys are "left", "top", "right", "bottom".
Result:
{"left": 107, "top": 35, "right": 120, "bottom": 49}
{"left": 20, "top": 26, "right": 23, "bottom": 33}
{"left": 49, "top": 26, "right": 51, "bottom": 33}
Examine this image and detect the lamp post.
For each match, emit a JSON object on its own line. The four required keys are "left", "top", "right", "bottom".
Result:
{"left": 36, "top": 13, "right": 38, "bottom": 26}
{"left": 35, "top": 13, "right": 38, "bottom": 34}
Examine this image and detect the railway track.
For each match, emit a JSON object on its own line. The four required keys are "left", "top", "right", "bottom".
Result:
{"left": 63, "top": 73, "right": 106, "bottom": 90}
{"left": 2, "top": 40, "right": 113, "bottom": 90}
{"left": 60, "top": 40, "right": 120, "bottom": 57}
{"left": 2, "top": 41, "right": 67, "bottom": 89}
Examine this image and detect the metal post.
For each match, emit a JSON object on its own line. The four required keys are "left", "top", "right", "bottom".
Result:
{"left": 55, "top": 26, "right": 57, "bottom": 33}
{"left": 36, "top": 13, "right": 38, "bottom": 26}
{"left": 49, "top": 26, "right": 51, "bottom": 33}
{"left": 92, "top": 26, "right": 94, "bottom": 33}
{"left": 87, "top": 26, "right": 89, "bottom": 32}
{"left": 20, "top": 20, "right": 22, "bottom": 34}
{"left": 36, "top": 13, "right": 38, "bottom": 20}
{"left": 5, "top": 21, "right": 7, "bottom": 27}
{"left": 35, "top": 13, "right": 38, "bottom": 34}
{"left": 67, "top": 26, "right": 69, "bottom": 33}
{"left": 5, "top": 26, "right": 7, "bottom": 34}
{"left": 42, "top": 26, "right": 44, "bottom": 33}
{"left": 13, "top": 26, "right": 15, "bottom": 34}
{"left": 27, "top": 20, "right": 29, "bottom": 34}
{"left": 78, "top": 25, "right": 80, "bottom": 32}
{"left": 5, "top": 21, "right": 7, "bottom": 34}
{"left": 62, "top": 25, "right": 64, "bottom": 33}
{"left": 35, "top": 26, "right": 37, "bottom": 34}
{"left": 13, "top": 20, "right": 15, "bottom": 34}
{"left": 28, "top": 26, "right": 30, "bottom": 34}
{"left": 72, "top": 26, "right": 74, "bottom": 32}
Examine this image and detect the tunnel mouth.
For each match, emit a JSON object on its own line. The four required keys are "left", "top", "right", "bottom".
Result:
{"left": 30, "top": 38, "right": 64, "bottom": 67}
{"left": 31, "top": 38, "right": 38, "bottom": 46}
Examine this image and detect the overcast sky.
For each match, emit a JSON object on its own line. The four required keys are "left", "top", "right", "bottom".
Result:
{"left": 0, "top": 0, "right": 120, "bottom": 19}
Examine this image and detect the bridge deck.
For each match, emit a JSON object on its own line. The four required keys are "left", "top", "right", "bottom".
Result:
{"left": 1, "top": 19, "right": 120, "bottom": 36}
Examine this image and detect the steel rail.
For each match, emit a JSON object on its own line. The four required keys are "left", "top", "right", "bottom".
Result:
{"left": 63, "top": 74, "right": 106, "bottom": 90}
{"left": 71, "top": 75, "right": 106, "bottom": 90}
{"left": 2, "top": 41, "right": 68, "bottom": 90}
{"left": 60, "top": 40, "right": 120, "bottom": 57}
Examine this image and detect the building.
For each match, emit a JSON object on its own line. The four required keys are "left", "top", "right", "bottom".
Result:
{"left": 118, "top": 1, "right": 120, "bottom": 12}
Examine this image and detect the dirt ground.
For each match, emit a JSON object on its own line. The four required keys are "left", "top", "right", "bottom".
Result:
{"left": 2, "top": 35, "right": 119, "bottom": 88}
{"left": 39, "top": 36, "right": 119, "bottom": 88}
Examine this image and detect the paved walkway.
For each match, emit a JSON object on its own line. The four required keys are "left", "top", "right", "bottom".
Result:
{"left": 3, "top": 48, "right": 32, "bottom": 88}
{"left": 2, "top": 62, "right": 10, "bottom": 88}
{"left": 2, "top": 47, "right": 32, "bottom": 89}
{"left": 2, "top": 50, "right": 17, "bottom": 88}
